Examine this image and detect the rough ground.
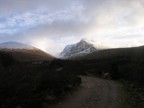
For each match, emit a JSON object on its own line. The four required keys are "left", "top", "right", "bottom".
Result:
{"left": 44, "top": 76, "right": 129, "bottom": 108}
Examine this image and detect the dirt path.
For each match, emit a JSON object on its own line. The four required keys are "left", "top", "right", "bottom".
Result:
{"left": 45, "top": 76, "right": 129, "bottom": 108}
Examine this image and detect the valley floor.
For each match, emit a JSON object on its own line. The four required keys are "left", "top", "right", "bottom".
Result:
{"left": 44, "top": 76, "right": 130, "bottom": 108}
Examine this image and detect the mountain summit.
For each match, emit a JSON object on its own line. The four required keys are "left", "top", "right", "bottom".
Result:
{"left": 61, "top": 39, "right": 107, "bottom": 58}
{"left": 0, "top": 42, "right": 35, "bottom": 49}
{"left": 0, "top": 41, "right": 54, "bottom": 62}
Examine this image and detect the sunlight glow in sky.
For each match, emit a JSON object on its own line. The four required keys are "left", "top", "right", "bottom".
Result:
{"left": 1, "top": 0, "right": 144, "bottom": 56}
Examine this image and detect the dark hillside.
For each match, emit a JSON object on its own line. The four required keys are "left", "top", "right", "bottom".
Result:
{"left": 0, "top": 49, "right": 54, "bottom": 62}
{"left": 0, "top": 53, "right": 81, "bottom": 108}
{"left": 63, "top": 46, "right": 144, "bottom": 84}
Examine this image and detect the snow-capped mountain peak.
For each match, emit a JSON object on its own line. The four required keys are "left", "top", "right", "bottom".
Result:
{"left": 79, "top": 38, "right": 107, "bottom": 49}
{"left": 61, "top": 39, "right": 107, "bottom": 58}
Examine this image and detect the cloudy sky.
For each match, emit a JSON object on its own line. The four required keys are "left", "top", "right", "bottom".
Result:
{"left": 0, "top": 0, "right": 144, "bottom": 56}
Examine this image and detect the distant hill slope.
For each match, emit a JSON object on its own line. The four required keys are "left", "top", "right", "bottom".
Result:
{"left": 0, "top": 42, "right": 35, "bottom": 49}
{"left": 74, "top": 46, "right": 144, "bottom": 62}
{"left": 61, "top": 39, "right": 107, "bottom": 58}
{"left": 0, "top": 42, "right": 54, "bottom": 62}
{"left": 60, "top": 45, "right": 144, "bottom": 85}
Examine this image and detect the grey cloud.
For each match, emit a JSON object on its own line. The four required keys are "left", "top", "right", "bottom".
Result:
{"left": 0, "top": 0, "right": 79, "bottom": 15}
